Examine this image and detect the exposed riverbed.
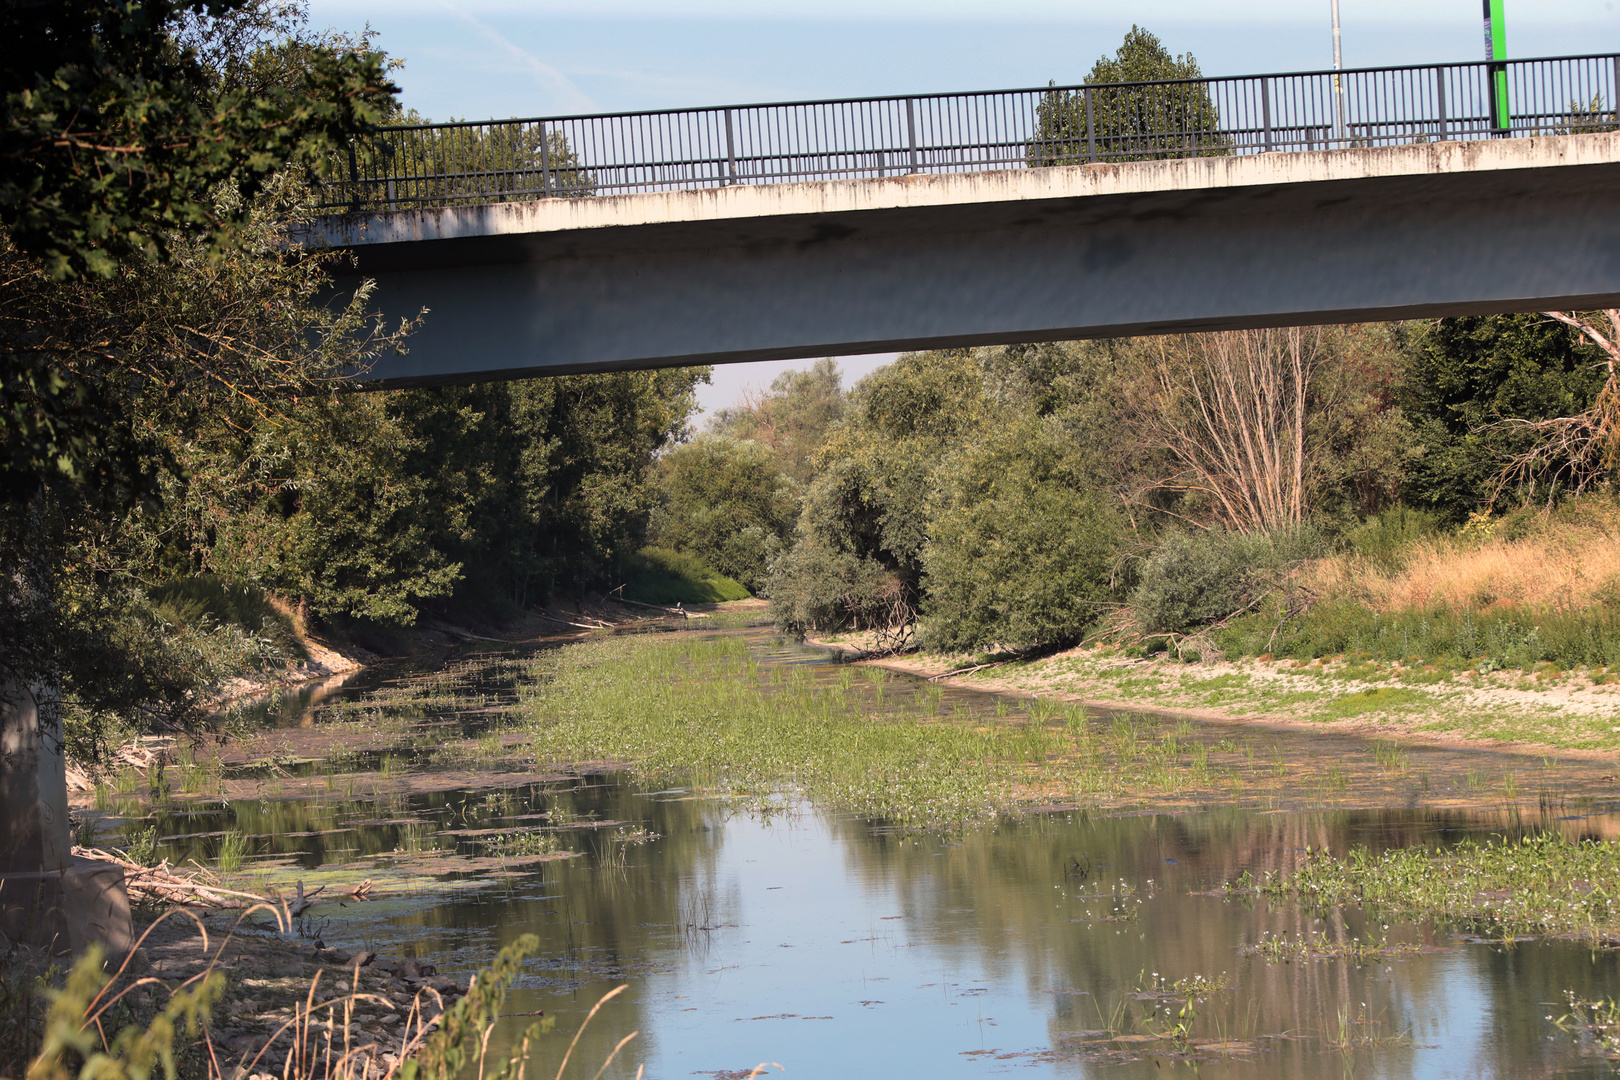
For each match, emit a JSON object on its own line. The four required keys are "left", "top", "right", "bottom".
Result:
{"left": 79, "top": 625, "right": 1620, "bottom": 1078}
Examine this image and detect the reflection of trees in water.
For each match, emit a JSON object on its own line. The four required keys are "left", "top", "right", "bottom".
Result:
{"left": 828, "top": 808, "right": 1619, "bottom": 1073}
{"left": 384, "top": 778, "right": 736, "bottom": 1074}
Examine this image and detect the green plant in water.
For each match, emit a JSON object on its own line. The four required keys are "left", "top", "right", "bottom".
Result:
{"left": 122, "top": 826, "right": 158, "bottom": 867}
{"left": 480, "top": 831, "right": 561, "bottom": 858}
{"left": 217, "top": 830, "right": 250, "bottom": 873}
{"left": 1373, "top": 739, "right": 1408, "bottom": 772}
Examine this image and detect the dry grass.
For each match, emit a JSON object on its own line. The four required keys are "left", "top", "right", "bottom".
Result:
{"left": 1306, "top": 521, "right": 1620, "bottom": 615}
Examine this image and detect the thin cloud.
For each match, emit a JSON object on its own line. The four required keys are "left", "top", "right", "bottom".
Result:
{"left": 437, "top": 2, "right": 597, "bottom": 113}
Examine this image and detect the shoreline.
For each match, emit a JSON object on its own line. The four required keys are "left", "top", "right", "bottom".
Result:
{"left": 807, "top": 634, "right": 1620, "bottom": 764}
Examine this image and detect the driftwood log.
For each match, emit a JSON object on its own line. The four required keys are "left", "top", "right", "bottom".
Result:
{"left": 73, "top": 847, "right": 274, "bottom": 909}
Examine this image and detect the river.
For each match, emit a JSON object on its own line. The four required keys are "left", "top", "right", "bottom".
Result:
{"left": 109, "top": 626, "right": 1620, "bottom": 1078}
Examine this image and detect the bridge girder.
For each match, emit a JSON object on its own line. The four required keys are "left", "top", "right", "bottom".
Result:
{"left": 306, "top": 133, "right": 1620, "bottom": 386}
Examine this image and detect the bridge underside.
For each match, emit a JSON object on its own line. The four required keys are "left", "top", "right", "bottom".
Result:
{"left": 315, "top": 134, "right": 1620, "bottom": 387}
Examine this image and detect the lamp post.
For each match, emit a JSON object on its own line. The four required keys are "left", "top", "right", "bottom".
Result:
{"left": 1484, "top": 0, "right": 1510, "bottom": 132}
{"left": 1331, "top": 0, "right": 1346, "bottom": 144}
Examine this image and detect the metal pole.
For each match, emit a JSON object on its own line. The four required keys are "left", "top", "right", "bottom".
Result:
{"left": 725, "top": 109, "right": 737, "bottom": 182}
{"left": 1084, "top": 86, "right": 1096, "bottom": 161}
{"left": 1484, "top": 0, "right": 1510, "bottom": 133}
{"left": 1435, "top": 67, "right": 1448, "bottom": 140}
{"left": 1262, "top": 78, "right": 1274, "bottom": 151}
{"left": 539, "top": 122, "right": 553, "bottom": 196}
{"left": 906, "top": 97, "right": 919, "bottom": 173}
{"left": 1332, "top": 0, "right": 1346, "bottom": 144}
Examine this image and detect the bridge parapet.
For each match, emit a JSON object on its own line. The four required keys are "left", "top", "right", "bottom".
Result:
{"left": 317, "top": 53, "right": 1620, "bottom": 215}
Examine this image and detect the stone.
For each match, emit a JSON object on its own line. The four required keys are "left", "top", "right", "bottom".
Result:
{"left": 350, "top": 950, "right": 376, "bottom": 967}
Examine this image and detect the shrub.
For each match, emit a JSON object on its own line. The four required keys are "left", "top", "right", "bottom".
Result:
{"left": 921, "top": 421, "right": 1125, "bottom": 650}
{"left": 1130, "top": 526, "right": 1324, "bottom": 634}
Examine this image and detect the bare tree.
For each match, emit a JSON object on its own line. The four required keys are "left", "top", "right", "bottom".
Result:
{"left": 1488, "top": 309, "right": 1620, "bottom": 502}
{"left": 1128, "top": 327, "right": 1328, "bottom": 533}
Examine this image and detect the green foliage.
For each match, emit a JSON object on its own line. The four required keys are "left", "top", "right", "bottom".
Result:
{"left": 1255, "top": 833, "right": 1620, "bottom": 940}
{"left": 1130, "top": 527, "right": 1324, "bottom": 634}
{"left": 1340, "top": 507, "right": 1442, "bottom": 570}
{"left": 397, "top": 935, "right": 548, "bottom": 1080}
{"left": 770, "top": 350, "right": 989, "bottom": 634}
{"left": 922, "top": 420, "right": 1126, "bottom": 650}
{"left": 708, "top": 357, "right": 844, "bottom": 484}
{"left": 27, "top": 945, "right": 225, "bottom": 1080}
{"left": 652, "top": 435, "right": 796, "bottom": 592}
{"left": 0, "top": 1, "right": 395, "bottom": 282}
{"left": 0, "top": 2, "right": 396, "bottom": 504}
{"left": 621, "top": 547, "right": 750, "bottom": 605}
{"left": 1399, "top": 314, "right": 1610, "bottom": 519}
{"left": 148, "top": 575, "right": 303, "bottom": 660}
{"left": 1030, "top": 26, "right": 1225, "bottom": 166}
{"left": 1217, "top": 597, "right": 1620, "bottom": 671}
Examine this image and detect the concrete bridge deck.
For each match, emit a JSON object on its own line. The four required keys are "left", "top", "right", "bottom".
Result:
{"left": 305, "top": 133, "right": 1620, "bottom": 386}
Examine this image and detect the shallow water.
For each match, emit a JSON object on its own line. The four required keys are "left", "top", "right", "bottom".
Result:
{"left": 116, "top": 629, "right": 1620, "bottom": 1078}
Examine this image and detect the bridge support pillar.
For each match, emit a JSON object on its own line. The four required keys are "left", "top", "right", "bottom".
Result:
{"left": 0, "top": 681, "right": 131, "bottom": 961}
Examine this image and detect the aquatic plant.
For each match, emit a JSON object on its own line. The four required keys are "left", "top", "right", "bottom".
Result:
{"left": 1248, "top": 832, "right": 1620, "bottom": 940}
{"left": 217, "top": 830, "right": 251, "bottom": 873}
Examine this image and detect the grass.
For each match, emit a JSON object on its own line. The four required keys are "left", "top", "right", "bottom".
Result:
{"left": 514, "top": 631, "right": 1505, "bottom": 827}
{"left": 1244, "top": 831, "right": 1620, "bottom": 941}
{"left": 620, "top": 546, "right": 751, "bottom": 605}
{"left": 217, "top": 830, "right": 251, "bottom": 873}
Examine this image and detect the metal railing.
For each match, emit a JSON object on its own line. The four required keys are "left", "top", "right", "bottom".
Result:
{"left": 319, "top": 53, "right": 1620, "bottom": 213}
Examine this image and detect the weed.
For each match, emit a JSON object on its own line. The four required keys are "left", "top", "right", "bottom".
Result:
{"left": 217, "top": 830, "right": 251, "bottom": 873}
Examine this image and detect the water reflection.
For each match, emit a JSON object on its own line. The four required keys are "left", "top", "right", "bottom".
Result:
{"left": 112, "top": 629, "right": 1620, "bottom": 1077}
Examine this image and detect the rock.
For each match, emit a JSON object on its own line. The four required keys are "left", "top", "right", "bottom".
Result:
{"left": 379, "top": 1013, "right": 402, "bottom": 1026}
{"left": 350, "top": 951, "right": 376, "bottom": 968}
{"left": 398, "top": 959, "right": 421, "bottom": 979}
{"left": 325, "top": 949, "right": 352, "bottom": 964}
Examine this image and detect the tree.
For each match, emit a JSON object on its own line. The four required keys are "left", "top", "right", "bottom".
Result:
{"left": 0, "top": 0, "right": 395, "bottom": 281}
{"left": 652, "top": 435, "right": 796, "bottom": 593}
{"left": 1486, "top": 309, "right": 1620, "bottom": 502}
{"left": 1030, "top": 26, "right": 1226, "bottom": 166}
{"left": 0, "top": 1, "right": 397, "bottom": 509}
{"left": 921, "top": 419, "right": 1125, "bottom": 651}
{"left": 708, "top": 358, "right": 844, "bottom": 485}
{"left": 768, "top": 351, "right": 988, "bottom": 641}
{"left": 1398, "top": 313, "right": 1608, "bottom": 519}
{"left": 1123, "top": 327, "right": 1330, "bottom": 534}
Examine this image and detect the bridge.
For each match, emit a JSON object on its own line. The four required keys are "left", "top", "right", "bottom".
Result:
{"left": 13, "top": 51, "right": 1620, "bottom": 965}
{"left": 304, "top": 52, "right": 1620, "bottom": 385}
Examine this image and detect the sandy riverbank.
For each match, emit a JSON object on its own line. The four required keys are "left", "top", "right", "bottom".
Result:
{"left": 809, "top": 633, "right": 1620, "bottom": 762}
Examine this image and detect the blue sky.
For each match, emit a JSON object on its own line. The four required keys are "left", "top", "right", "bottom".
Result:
{"left": 305, "top": 0, "right": 1620, "bottom": 412}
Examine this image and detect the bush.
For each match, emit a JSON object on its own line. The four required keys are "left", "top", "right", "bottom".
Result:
{"left": 148, "top": 575, "right": 304, "bottom": 660}
{"left": 766, "top": 536, "right": 907, "bottom": 635}
{"left": 620, "top": 547, "right": 750, "bottom": 605}
{"left": 651, "top": 435, "right": 797, "bottom": 592}
{"left": 921, "top": 422, "right": 1125, "bottom": 650}
{"left": 1342, "top": 507, "right": 1441, "bottom": 569}
{"left": 1130, "top": 526, "right": 1324, "bottom": 634}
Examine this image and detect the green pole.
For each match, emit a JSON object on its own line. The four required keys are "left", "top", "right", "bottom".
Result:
{"left": 1484, "top": 0, "right": 1510, "bottom": 132}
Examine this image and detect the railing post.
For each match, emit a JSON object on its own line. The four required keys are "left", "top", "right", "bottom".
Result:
{"left": 1434, "top": 68, "right": 1448, "bottom": 140}
{"left": 347, "top": 142, "right": 360, "bottom": 212}
{"left": 1084, "top": 86, "right": 1096, "bottom": 162}
{"left": 1261, "top": 77, "right": 1274, "bottom": 151}
{"left": 906, "top": 97, "right": 919, "bottom": 173}
{"left": 1613, "top": 56, "right": 1620, "bottom": 124}
{"left": 725, "top": 109, "right": 738, "bottom": 183}
{"left": 538, "top": 122, "right": 553, "bottom": 196}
